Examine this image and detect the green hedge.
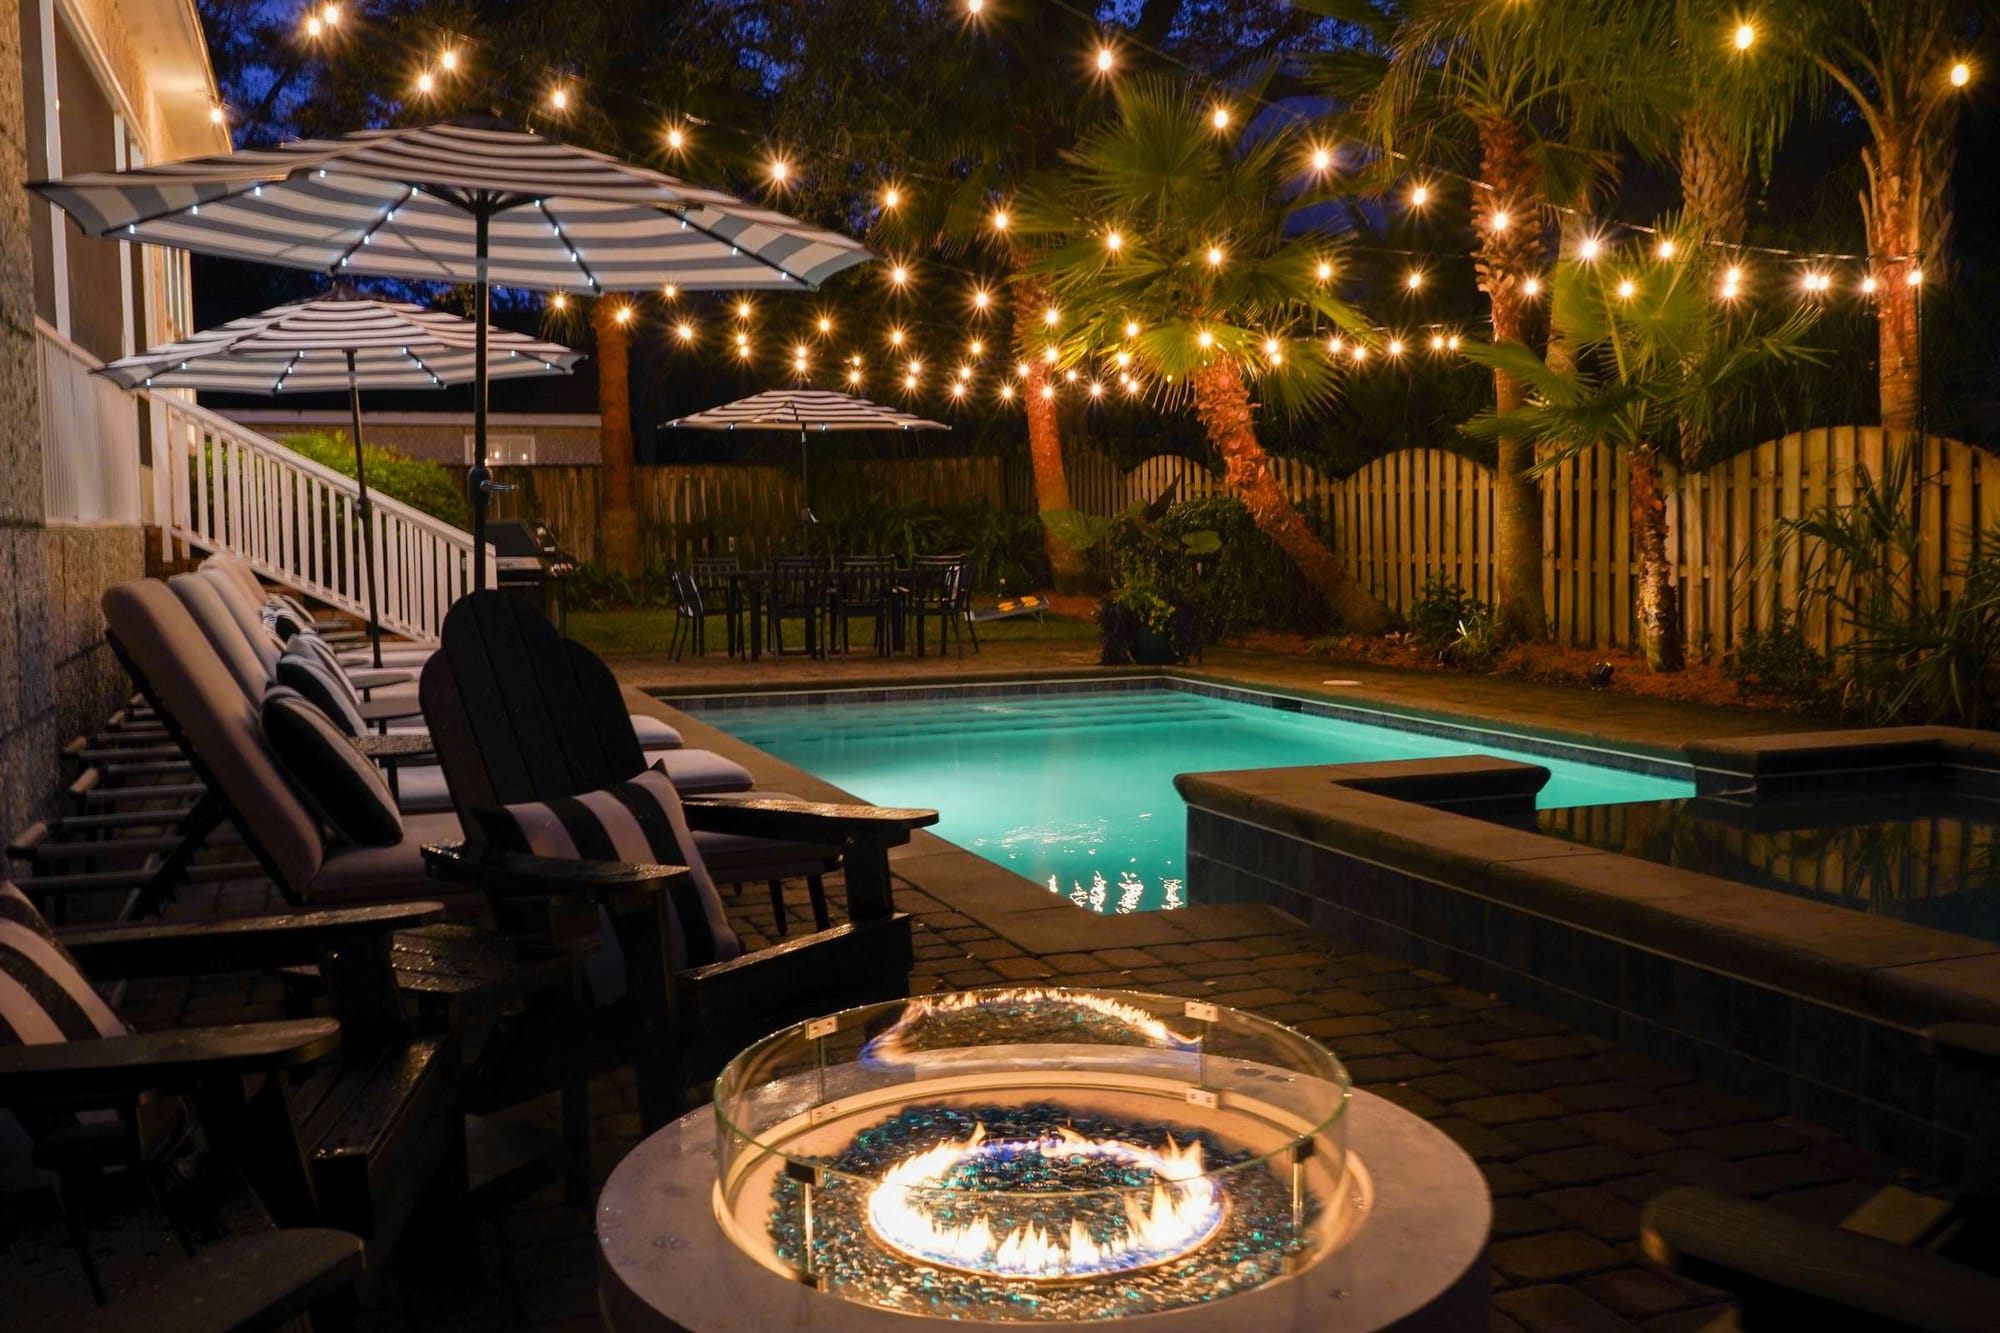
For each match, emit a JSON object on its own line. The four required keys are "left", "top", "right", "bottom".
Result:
{"left": 280, "top": 430, "right": 471, "bottom": 528}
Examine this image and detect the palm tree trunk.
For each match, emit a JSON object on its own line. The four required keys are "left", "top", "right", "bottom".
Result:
{"left": 1679, "top": 106, "right": 1749, "bottom": 246}
{"left": 1022, "top": 358, "right": 1088, "bottom": 592}
{"left": 1865, "top": 132, "right": 1922, "bottom": 433}
{"left": 1630, "top": 445, "right": 1683, "bottom": 672}
{"left": 1190, "top": 359, "right": 1393, "bottom": 632}
{"left": 1474, "top": 114, "right": 1548, "bottom": 642}
{"left": 594, "top": 301, "right": 641, "bottom": 575}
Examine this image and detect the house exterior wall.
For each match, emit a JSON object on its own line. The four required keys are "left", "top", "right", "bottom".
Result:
{"left": 2, "top": 0, "right": 219, "bottom": 837}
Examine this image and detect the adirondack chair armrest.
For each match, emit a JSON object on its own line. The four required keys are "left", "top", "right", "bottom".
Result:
{"left": 422, "top": 841, "right": 691, "bottom": 909}
{"left": 59, "top": 903, "right": 446, "bottom": 981}
{"left": 357, "top": 697, "right": 423, "bottom": 724}
{"left": 1640, "top": 1186, "right": 2000, "bottom": 1331}
{"left": 676, "top": 913, "right": 913, "bottom": 1030}
{"left": 0, "top": 1018, "right": 342, "bottom": 1101}
{"left": 680, "top": 796, "right": 938, "bottom": 845}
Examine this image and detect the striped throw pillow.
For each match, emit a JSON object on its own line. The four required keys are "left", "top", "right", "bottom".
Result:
{"left": 0, "top": 882, "right": 126, "bottom": 1047}
{"left": 469, "top": 767, "right": 742, "bottom": 975}
{"left": 276, "top": 640, "right": 365, "bottom": 736}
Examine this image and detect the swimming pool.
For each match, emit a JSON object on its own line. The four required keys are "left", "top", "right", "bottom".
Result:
{"left": 688, "top": 682, "right": 1694, "bottom": 914}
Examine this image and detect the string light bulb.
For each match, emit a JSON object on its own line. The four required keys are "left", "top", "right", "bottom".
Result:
{"left": 1409, "top": 184, "right": 1430, "bottom": 207}
{"left": 1431, "top": 334, "right": 1445, "bottom": 351}
{"left": 1861, "top": 274, "right": 1878, "bottom": 294}
{"left": 1043, "top": 306, "right": 1060, "bottom": 326}
{"left": 1041, "top": 384, "right": 1055, "bottom": 399}
{"left": 1089, "top": 380, "right": 1104, "bottom": 397}
{"left": 1350, "top": 344, "right": 1368, "bottom": 362}
{"left": 1105, "top": 229, "right": 1123, "bottom": 252}
{"left": 550, "top": 87, "right": 569, "bottom": 111}
{"left": 306, "top": 15, "right": 322, "bottom": 37}
{"left": 1316, "top": 260, "right": 1334, "bottom": 281}
{"left": 1310, "top": 146, "right": 1332, "bottom": 172}
{"left": 208, "top": 104, "right": 225, "bottom": 124}
{"left": 768, "top": 159, "right": 790, "bottom": 183}
{"left": 1064, "top": 368, "right": 1078, "bottom": 382}
{"left": 969, "top": 339, "right": 984, "bottom": 356}
{"left": 1043, "top": 345, "right": 1058, "bottom": 363}
{"left": 817, "top": 316, "right": 833, "bottom": 333}
{"left": 850, "top": 368, "right": 864, "bottom": 385}
{"left": 1387, "top": 338, "right": 1404, "bottom": 357}
{"left": 1124, "top": 320, "right": 1140, "bottom": 338}
{"left": 1001, "top": 383, "right": 1014, "bottom": 400}
{"left": 1016, "top": 360, "right": 1031, "bottom": 377}
{"left": 665, "top": 126, "right": 687, "bottom": 151}
{"left": 968, "top": 0, "right": 984, "bottom": 12}
{"left": 735, "top": 300, "right": 751, "bottom": 318}
{"left": 1907, "top": 267, "right": 1924, "bottom": 286}
{"left": 889, "top": 264, "right": 910, "bottom": 286}
{"left": 1095, "top": 46, "right": 1114, "bottom": 73}
{"left": 1657, "top": 238, "right": 1677, "bottom": 259}
{"left": 1327, "top": 335, "right": 1343, "bottom": 355}
{"left": 416, "top": 72, "right": 434, "bottom": 94}
{"left": 439, "top": 49, "right": 458, "bottom": 71}
{"left": 550, "top": 293, "right": 568, "bottom": 311}
{"left": 1196, "top": 329, "right": 1214, "bottom": 349}
{"left": 1578, "top": 237, "right": 1601, "bottom": 261}
{"left": 1522, "top": 276, "right": 1541, "bottom": 296}
{"left": 613, "top": 305, "right": 633, "bottom": 325}
{"left": 1489, "top": 210, "right": 1510, "bottom": 232}
{"left": 675, "top": 322, "right": 694, "bottom": 341}
{"left": 1405, "top": 270, "right": 1424, "bottom": 290}
{"left": 951, "top": 382, "right": 966, "bottom": 398}
{"left": 1951, "top": 61, "right": 1971, "bottom": 87}
{"left": 1206, "top": 245, "right": 1224, "bottom": 267}
{"left": 972, "top": 288, "right": 992, "bottom": 311}
{"left": 1210, "top": 106, "right": 1231, "bottom": 130}
{"left": 322, "top": 4, "right": 339, "bottom": 25}
{"left": 991, "top": 208, "right": 1009, "bottom": 231}
{"left": 889, "top": 327, "right": 906, "bottom": 346}
{"left": 1734, "top": 22, "right": 1755, "bottom": 51}
{"left": 1617, "top": 278, "right": 1636, "bottom": 299}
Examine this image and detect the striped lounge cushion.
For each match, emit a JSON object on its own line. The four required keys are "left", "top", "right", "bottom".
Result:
{"left": 0, "top": 882, "right": 126, "bottom": 1047}
{"left": 469, "top": 767, "right": 742, "bottom": 979}
{"left": 276, "top": 640, "right": 366, "bottom": 736}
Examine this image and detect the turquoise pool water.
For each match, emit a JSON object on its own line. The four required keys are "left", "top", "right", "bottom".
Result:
{"left": 699, "top": 687, "right": 1694, "bottom": 914}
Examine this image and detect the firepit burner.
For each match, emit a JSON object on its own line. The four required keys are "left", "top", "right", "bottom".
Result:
{"left": 865, "top": 1122, "right": 1224, "bottom": 1279}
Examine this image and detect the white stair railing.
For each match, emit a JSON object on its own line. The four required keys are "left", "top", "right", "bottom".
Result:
{"left": 153, "top": 394, "right": 493, "bottom": 644}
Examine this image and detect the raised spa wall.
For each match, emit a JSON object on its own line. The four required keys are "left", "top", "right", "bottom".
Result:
{"left": 1176, "top": 728, "right": 2000, "bottom": 1177}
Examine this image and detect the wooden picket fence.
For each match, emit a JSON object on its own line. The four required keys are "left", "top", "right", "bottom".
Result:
{"left": 1063, "top": 427, "right": 1999, "bottom": 661}
{"left": 484, "top": 455, "right": 1015, "bottom": 569}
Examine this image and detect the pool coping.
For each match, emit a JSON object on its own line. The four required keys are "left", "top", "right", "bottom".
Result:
{"left": 1174, "top": 742, "right": 2000, "bottom": 1172}
{"left": 661, "top": 671, "right": 1694, "bottom": 782}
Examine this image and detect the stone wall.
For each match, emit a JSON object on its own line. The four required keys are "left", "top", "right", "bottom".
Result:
{"left": 0, "top": 0, "right": 148, "bottom": 841}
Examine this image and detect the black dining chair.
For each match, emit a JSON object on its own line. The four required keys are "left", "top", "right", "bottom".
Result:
{"left": 905, "top": 554, "right": 972, "bottom": 658}
{"left": 691, "top": 555, "right": 742, "bottom": 655}
{"left": 835, "top": 556, "right": 898, "bottom": 656}
{"left": 668, "top": 568, "right": 707, "bottom": 660}
{"left": 767, "top": 556, "right": 830, "bottom": 657}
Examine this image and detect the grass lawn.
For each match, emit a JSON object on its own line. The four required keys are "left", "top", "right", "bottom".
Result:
{"left": 568, "top": 608, "right": 1099, "bottom": 657}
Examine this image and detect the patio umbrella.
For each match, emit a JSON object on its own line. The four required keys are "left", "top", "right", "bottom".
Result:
{"left": 97, "top": 292, "right": 583, "bottom": 664}
{"left": 30, "top": 113, "right": 873, "bottom": 587}
{"left": 666, "top": 388, "right": 947, "bottom": 522}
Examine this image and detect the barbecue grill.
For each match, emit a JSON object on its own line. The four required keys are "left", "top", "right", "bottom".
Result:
{"left": 486, "top": 518, "right": 577, "bottom": 633}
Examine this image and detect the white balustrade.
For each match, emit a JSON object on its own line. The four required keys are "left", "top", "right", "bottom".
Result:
{"left": 152, "top": 392, "right": 493, "bottom": 645}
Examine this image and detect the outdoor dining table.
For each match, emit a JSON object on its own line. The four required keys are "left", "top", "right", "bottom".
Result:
{"left": 721, "top": 566, "right": 915, "bottom": 661}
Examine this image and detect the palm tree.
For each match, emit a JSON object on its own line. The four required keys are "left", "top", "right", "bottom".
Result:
{"left": 1015, "top": 79, "right": 1394, "bottom": 632}
{"left": 1463, "top": 239, "right": 1819, "bottom": 671}
{"left": 1744, "top": 1, "right": 1978, "bottom": 432}
{"left": 593, "top": 298, "right": 642, "bottom": 574}
{"left": 1303, "top": 0, "right": 1681, "bottom": 643}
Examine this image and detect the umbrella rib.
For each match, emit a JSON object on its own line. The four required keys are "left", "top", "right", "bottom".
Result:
{"left": 80, "top": 175, "right": 283, "bottom": 237}
{"left": 665, "top": 207, "right": 809, "bottom": 288}
{"left": 329, "top": 186, "right": 419, "bottom": 275}
{"left": 269, "top": 350, "right": 304, "bottom": 396}
{"left": 536, "top": 201, "right": 603, "bottom": 293}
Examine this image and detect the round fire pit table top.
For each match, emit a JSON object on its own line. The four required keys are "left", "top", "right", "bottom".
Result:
{"left": 596, "top": 1088, "right": 1490, "bottom": 1331}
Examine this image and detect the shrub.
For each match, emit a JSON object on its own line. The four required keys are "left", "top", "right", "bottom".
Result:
{"left": 1154, "top": 495, "right": 1326, "bottom": 635}
{"left": 1724, "top": 614, "right": 1836, "bottom": 711}
{"left": 280, "top": 431, "right": 471, "bottom": 528}
{"left": 1408, "top": 575, "right": 1478, "bottom": 654}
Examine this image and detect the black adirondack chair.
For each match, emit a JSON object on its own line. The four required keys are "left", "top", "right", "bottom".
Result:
{"left": 834, "top": 556, "right": 897, "bottom": 656}
{"left": 417, "top": 591, "right": 933, "bottom": 1124}
{"left": 0, "top": 895, "right": 456, "bottom": 1303}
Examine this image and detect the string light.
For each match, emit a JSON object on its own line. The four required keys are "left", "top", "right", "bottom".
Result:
{"left": 991, "top": 208, "right": 1009, "bottom": 231}
{"left": 768, "top": 159, "right": 790, "bottom": 183}
{"left": 1105, "top": 229, "right": 1123, "bottom": 252}
{"left": 322, "top": 4, "right": 339, "bottom": 26}
{"left": 1000, "top": 383, "right": 1014, "bottom": 400}
{"left": 1657, "top": 238, "right": 1677, "bottom": 259}
{"left": 208, "top": 104, "right": 225, "bottom": 125}
{"left": 1262, "top": 337, "right": 1281, "bottom": 357}
{"left": 306, "top": 15, "right": 322, "bottom": 37}
{"left": 1042, "top": 345, "right": 1058, "bottom": 363}
{"left": 1095, "top": 46, "right": 1114, "bottom": 73}
{"left": 665, "top": 125, "right": 688, "bottom": 151}
{"left": 951, "top": 382, "right": 966, "bottom": 397}
{"left": 416, "top": 72, "right": 434, "bottom": 94}
{"left": 1578, "top": 237, "right": 1602, "bottom": 261}
{"left": 817, "top": 316, "right": 833, "bottom": 333}
{"left": 1616, "top": 278, "right": 1637, "bottom": 299}
{"left": 1386, "top": 338, "right": 1404, "bottom": 357}
{"left": 968, "top": 0, "right": 984, "bottom": 13}
{"left": 882, "top": 186, "right": 902, "bottom": 209}
{"left": 1489, "top": 211, "right": 1509, "bottom": 232}
{"left": 1088, "top": 380, "right": 1104, "bottom": 397}
{"left": 613, "top": 305, "right": 633, "bottom": 325}
{"left": 972, "top": 288, "right": 992, "bottom": 311}
{"left": 1951, "top": 61, "right": 1971, "bottom": 87}
{"left": 1310, "top": 146, "right": 1332, "bottom": 172}
{"left": 1522, "top": 276, "right": 1541, "bottom": 296}
{"left": 1907, "top": 268, "right": 1924, "bottom": 286}
{"left": 1206, "top": 245, "right": 1224, "bottom": 267}
{"left": 1405, "top": 270, "right": 1424, "bottom": 290}
{"left": 549, "top": 87, "right": 569, "bottom": 111}
{"left": 1861, "top": 275, "right": 1878, "bottom": 295}
{"left": 1064, "top": 367, "right": 1078, "bottom": 382}
{"left": 675, "top": 322, "right": 694, "bottom": 341}
{"left": 1350, "top": 344, "right": 1368, "bottom": 362}
{"left": 1041, "top": 384, "right": 1056, "bottom": 399}
{"left": 1210, "top": 106, "right": 1231, "bottom": 130}
{"left": 1043, "top": 306, "right": 1060, "bottom": 326}
{"left": 1327, "top": 335, "right": 1344, "bottom": 355}
{"left": 1196, "top": 329, "right": 1214, "bottom": 349}
{"left": 969, "top": 339, "right": 984, "bottom": 356}
{"left": 1124, "top": 320, "right": 1140, "bottom": 338}
{"left": 1408, "top": 184, "right": 1430, "bottom": 207}
{"left": 1734, "top": 22, "right": 1755, "bottom": 51}
{"left": 735, "top": 300, "right": 752, "bottom": 318}
{"left": 1316, "top": 260, "right": 1334, "bottom": 281}
{"left": 1016, "top": 360, "right": 1030, "bottom": 377}
{"left": 889, "top": 264, "right": 910, "bottom": 285}
{"left": 1431, "top": 334, "right": 1445, "bottom": 350}
{"left": 889, "top": 327, "right": 906, "bottom": 346}
{"left": 439, "top": 49, "right": 458, "bottom": 72}
{"left": 550, "top": 293, "right": 568, "bottom": 311}
{"left": 850, "top": 368, "right": 864, "bottom": 385}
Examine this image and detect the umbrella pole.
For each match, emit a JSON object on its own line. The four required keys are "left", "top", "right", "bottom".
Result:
{"left": 470, "top": 206, "right": 491, "bottom": 592}
{"left": 347, "top": 350, "right": 384, "bottom": 668}
{"left": 799, "top": 425, "right": 815, "bottom": 525}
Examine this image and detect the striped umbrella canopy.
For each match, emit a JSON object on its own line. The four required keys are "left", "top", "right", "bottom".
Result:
{"left": 31, "top": 114, "right": 874, "bottom": 584}
{"left": 98, "top": 293, "right": 581, "bottom": 663}
{"left": 96, "top": 293, "right": 581, "bottom": 393}
{"left": 667, "top": 389, "right": 946, "bottom": 521}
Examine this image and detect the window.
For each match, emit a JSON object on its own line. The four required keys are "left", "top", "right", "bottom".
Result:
{"left": 466, "top": 433, "right": 536, "bottom": 465}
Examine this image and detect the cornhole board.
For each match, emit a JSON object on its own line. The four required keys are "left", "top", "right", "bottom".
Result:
{"left": 967, "top": 595, "right": 1047, "bottom": 624}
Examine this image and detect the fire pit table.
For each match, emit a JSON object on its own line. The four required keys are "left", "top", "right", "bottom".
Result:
{"left": 598, "top": 987, "right": 1488, "bottom": 1329}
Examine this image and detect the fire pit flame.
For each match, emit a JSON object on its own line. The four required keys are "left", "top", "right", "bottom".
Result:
{"left": 865, "top": 1124, "right": 1226, "bottom": 1280}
